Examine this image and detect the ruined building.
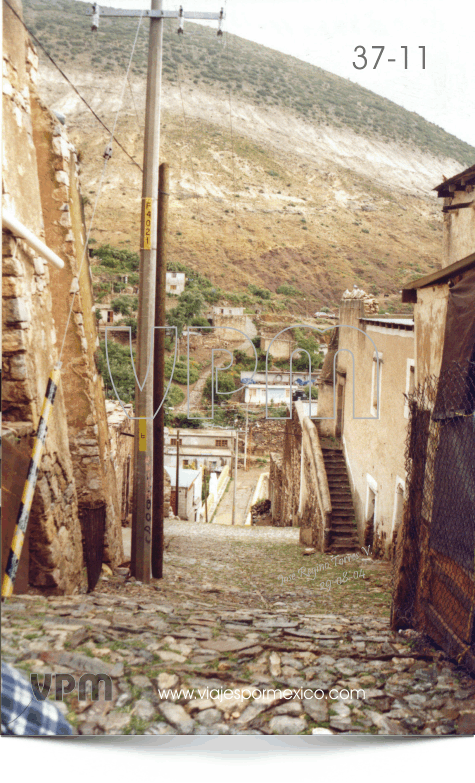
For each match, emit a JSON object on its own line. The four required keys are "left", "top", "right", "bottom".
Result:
{"left": 2, "top": 1, "right": 123, "bottom": 593}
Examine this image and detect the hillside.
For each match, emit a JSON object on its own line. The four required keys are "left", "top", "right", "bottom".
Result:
{"left": 22, "top": 0, "right": 475, "bottom": 310}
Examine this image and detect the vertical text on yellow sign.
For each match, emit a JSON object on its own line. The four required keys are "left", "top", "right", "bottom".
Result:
{"left": 139, "top": 419, "right": 147, "bottom": 451}
{"left": 143, "top": 197, "right": 152, "bottom": 250}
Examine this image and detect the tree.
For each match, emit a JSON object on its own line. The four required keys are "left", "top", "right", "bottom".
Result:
{"left": 292, "top": 328, "right": 324, "bottom": 371}
{"left": 203, "top": 371, "right": 236, "bottom": 402}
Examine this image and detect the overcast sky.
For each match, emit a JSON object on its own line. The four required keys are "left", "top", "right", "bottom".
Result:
{"left": 78, "top": 0, "right": 475, "bottom": 149}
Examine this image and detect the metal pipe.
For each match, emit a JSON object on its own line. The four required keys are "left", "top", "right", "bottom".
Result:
{"left": 2, "top": 210, "right": 65, "bottom": 269}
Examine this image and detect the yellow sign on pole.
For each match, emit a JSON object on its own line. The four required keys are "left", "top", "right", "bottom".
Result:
{"left": 142, "top": 197, "right": 152, "bottom": 250}
{"left": 139, "top": 418, "right": 147, "bottom": 451}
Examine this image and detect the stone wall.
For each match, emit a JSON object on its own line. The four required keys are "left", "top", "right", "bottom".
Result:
{"left": 269, "top": 403, "right": 331, "bottom": 548}
{"left": 2, "top": 1, "right": 122, "bottom": 590}
{"left": 106, "top": 401, "right": 134, "bottom": 526}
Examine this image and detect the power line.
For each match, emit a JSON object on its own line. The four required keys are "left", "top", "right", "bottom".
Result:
{"left": 4, "top": 0, "right": 142, "bottom": 171}
{"left": 58, "top": 12, "right": 145, "bottom": 363}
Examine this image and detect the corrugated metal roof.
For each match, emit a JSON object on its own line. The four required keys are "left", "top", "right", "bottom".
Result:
{"left": 165, "top": 467, "right": 200, "bottom": 489}
{"left": 361, "top": 318, "right": 414, "bottom": 328}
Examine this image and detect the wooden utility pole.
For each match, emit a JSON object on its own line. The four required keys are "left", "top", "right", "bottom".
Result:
{"left": 152, "top": 162, "right": 169, "bottom": 579}
{"left": 231, "top": 429, "right": 239, "bottom": 526}
{"left": 204, "top": 466, "right": 209, "bottom": 524}
{"left": 244, "top": 401, "right": 249, "bottom": 471}
{"left": 88, "top": 3, "right": 223, "bottom": 581}
{"left": 175, "top": 429, "right": 180, "bottom": 517}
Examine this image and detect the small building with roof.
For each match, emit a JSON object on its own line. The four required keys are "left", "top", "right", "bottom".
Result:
{"left": 164, "top": 466, "right": 202, "bottom": 522}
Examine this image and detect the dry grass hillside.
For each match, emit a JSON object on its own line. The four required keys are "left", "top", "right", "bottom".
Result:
{"left": 23, "top": 0, "right": 475, "bottom": 312}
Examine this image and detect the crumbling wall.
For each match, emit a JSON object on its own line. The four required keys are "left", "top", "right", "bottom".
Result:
{"left": 269, "top": 403, "right": 331, "bottom": 548}
{"left": 2, "top": 1, "right": 84, "bottom": 592}
{"left": 107, "top": 401, "right": 134, "bottom": 525}
{"left": 2, "top": 1, "right": 122, "bottom": 590}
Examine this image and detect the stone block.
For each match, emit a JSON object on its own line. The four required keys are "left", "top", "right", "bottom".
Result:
{"left": 3, "top": 297, "right": 30, "bottom": 323}
{"left": 9, "top": 353, "right": 28, "bottom": 380}
{"left": 55, "top": 170, "right": 70, "bottom": 187}
{"left": 2, "top": 329, "right": 27, "bottom": 354}
{"left": 299, "top": 528, "right": 314, "bottom": 546}
{"left": 2, "top": 277, "right": 25, "bottom": 297}
{"left": 2, "top": 380, "right": 33, "bottom": 403}
{"left": 2, "top": 256, "right": 24, "bottom": 275}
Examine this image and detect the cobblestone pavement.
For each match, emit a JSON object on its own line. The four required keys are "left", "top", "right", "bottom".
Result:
{"left": 2, "top": 521, "right": 475, "bottom": 736}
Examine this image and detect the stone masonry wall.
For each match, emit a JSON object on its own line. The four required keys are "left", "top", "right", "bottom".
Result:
{"left": 2, "top": 1, "right": 123, "bottom": 589}
{"left": 2, "top": 1, "right": 84, "bottom": 592}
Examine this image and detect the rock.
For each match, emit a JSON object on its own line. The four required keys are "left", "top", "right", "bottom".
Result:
{"left": 157, "top": 651, "right": 187, "bottom": 663}
{"left": 116, "top": 692, "right": 133, "bottom": 709}
{"left": 200, "top": 638, "right": 260, "bottom": 653}
{"left": 145, "top": 723, "right": 178, "bottom": 735}
{"left": 130, "top": 675, "right": 153, "bottom": 689}
{"left": 269, "top": 652, "right": 281, "bottom": 677}
{"left": 134, "top": 699, "right": 156, "bottom": 722}
{"left": 156, "top": 673, "right": 179, "bottom": 690}
{"left": 102, "top": 711, "right": 131, "bottom": 733}
{"left": 188, "top": 699, "right": 216, "bottom": 713}
{"left": 159, "top": 702, "right": 195, "bottom": 734}
{"left": 274, "top": 701, "right": 303, "bottom": 716}
{"left": 303, "top": 697, "right": 328, "bottom": 723}
{"left": 236, "top": 702, "right": 267, "bottom": 726}
{"left": 312, "top": 727, "right": 334, "bottom": 735}
{"left": 268, "top": 716, "right": 307, "bottom": 734}
{"left": 196, "top": 708, "right": 222, "bottom": 726}
{"left": 456, "top": 713, "right": 475, "bottom": 734}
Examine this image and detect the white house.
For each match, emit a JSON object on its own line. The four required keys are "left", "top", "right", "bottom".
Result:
{"left": 164, "top": 427, "right": 237, "bottom": 473}
{"left": 165, "top": 466, "right": 202, "bottom": 522}
{"left": 166, "top": 271, "right": 186, "bottom": 295}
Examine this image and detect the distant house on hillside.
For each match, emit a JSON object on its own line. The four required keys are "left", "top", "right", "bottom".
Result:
{"left": 166, "top": 271, "right": 186, "bottom": 295}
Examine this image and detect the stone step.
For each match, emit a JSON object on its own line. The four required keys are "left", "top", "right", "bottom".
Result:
{"left": 332, "top": 515, "right": 356, "bottom": 524}
{"left": 329, "top": 539, "right": 359, "bottom": 551}
{"left": 331, "top": 523, "right": 357, "bottom": 533}
{"left": 332, "top": 503, "right": 355, "bottom": 513}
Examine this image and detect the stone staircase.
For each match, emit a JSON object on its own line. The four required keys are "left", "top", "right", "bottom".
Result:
{"left": 321, "top": 446, "right": 358, "bottom": 552}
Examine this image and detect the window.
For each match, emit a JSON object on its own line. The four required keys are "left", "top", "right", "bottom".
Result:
{"left": 107, "top": 311, "right": 114, "bottom": 324}
{"left": 172, "top": 272, "right": 177, "bottom": 278}
{"left": 171, "top": 438, "right": 183, "bottom": 446}
{"left": 392, "top": 477, "right": 405, "bottom": 535}
{"left": 404, "top": 360, "right": 415, "bottom": 418}
{"left": 183, "top": 460, "right": 190, "bottom": 468}
{"left": 371, "top": 352, "right": 383, "bottom": 417}
{"left": 171, "top": 285, "right": 177, "bottom": 291}
{"left": 215, "top": 439, "right": 228, "bottom": 447}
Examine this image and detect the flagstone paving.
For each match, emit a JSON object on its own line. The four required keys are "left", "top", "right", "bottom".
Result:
{"left": 2, "top": 521, "right": 475, "bottom": 735}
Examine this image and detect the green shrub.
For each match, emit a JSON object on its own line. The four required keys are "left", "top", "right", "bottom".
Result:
{"left": 165, "top": 357, "right": 199, "bottom": 385}
{"left": 96, "top": 341, "right": 136, "bottom": 403}
{"left": 203, "top": 372, "right": 236, "bottom": 402}
{"left": 276, "top": 283, "right": 300, "bottom": 296}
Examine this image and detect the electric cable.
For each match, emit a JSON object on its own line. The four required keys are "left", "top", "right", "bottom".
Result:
{"left": 4, "top": 0, "right": 142, "bottom": 171}
{"left": 58, "top": 11, "right": 145, "bottom": 363}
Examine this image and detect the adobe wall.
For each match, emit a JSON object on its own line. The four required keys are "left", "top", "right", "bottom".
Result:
{"left": 336, "top": 300, "right": 414, "bottom": 557}
{"left": 442, "top": 187, "right": 475, "bottom": 266}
